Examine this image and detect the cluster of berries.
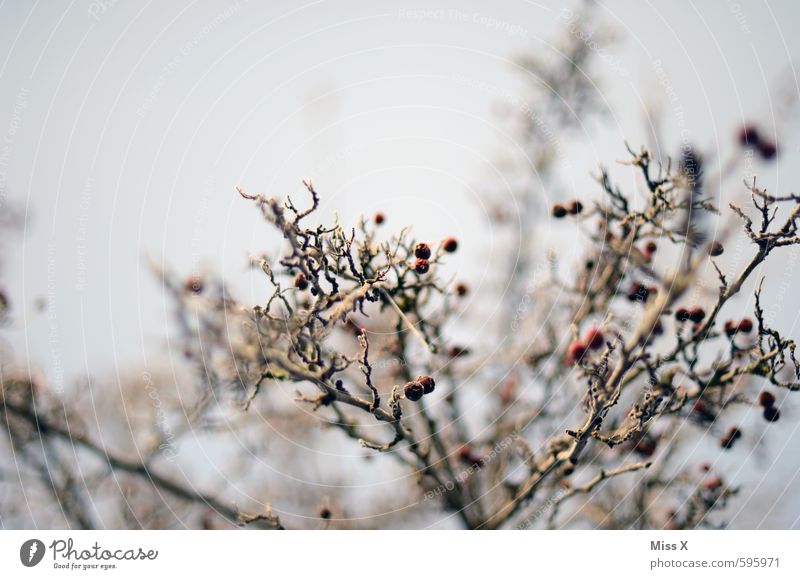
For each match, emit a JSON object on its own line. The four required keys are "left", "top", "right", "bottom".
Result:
{"left": 403, "top": 375, "right": 436, "bottom": 402}
{"left": 411, "top": 238, "right": 458, "bottom": 275}
{"left": 628, "top": 282, "right": 658, "bottom": 303}
{"left": 675, "top": 306, "right": 705, "bottom": 323}
{"left": 566, "top": 326, "right": 605, "bottom": 365}
{"left": 723, "top": 318, "right": 753, "bottom": 337}
{"left": 738, "top": 125, "right": 778, "bottom": 160}
{"left": 551, "top": 199, "right": 584, "bottom": 218}
{"left": 758, "top": 390, "right": 780, "bottom": 422}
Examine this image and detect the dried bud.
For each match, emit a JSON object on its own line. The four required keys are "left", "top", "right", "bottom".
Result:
{"left": 442, "top": 237, "right": 458, "bottom": 253}
{"left": 414, "top": 259, "right": 430, "bottom": 274}
{"left": 414, "top": 243, "right": 432, "bottom": 260}
{"left": 417, "top": 375, "right": 435, "bottom": 395}
{"left": 404, "top": 381, "right": 424, "bottom": 402}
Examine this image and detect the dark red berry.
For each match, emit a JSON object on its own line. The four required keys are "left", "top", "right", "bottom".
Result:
{"left": 688, "top": 306, "right": 705, "bottom": 323}
{"left": 417, "top": 375, "right": 435, "bottom": 395}
{"left": 442, "top": 237, "right": 458, "bottom": 253}
{"left": 414, "top": 243, "right": 432, "bottom": 260}
{"left": 634, "top": 436, "right": 657, "bottom": 457}
{"left": 185, "top": 276, "right": 204, "bottom": 294}
{"left": 373, "top": 212, "right": 385, "bottom": 225}
{"left": 720, "top": 427, "right": 742, "bottom": 449}
{"left": 566, "top": 340, "right": 587, "bottom": 364}
{"left": 583, "top": 327, "right": 605, "bottom": 350}
{"left": 763, "top": 405, "right": 781, "bottom": 423}
{"left": 404, "top": 381, "right": 424, "bottom": 402}
{"left": 758, "top": 141, "right": 777, "bottom": 160}
{"left": 738, "top": 318, "right": 754, "bottom": 334}
{"left": 645, "top": 241, "right": 658, "bottom": 254}
{"left": 566, "top": 199, "right": 584, "bottom": 215}
{"left": 708, "top": 241, "right": 724, "bottom": 257}
{"left": 414, "top": 259, "right": 430, "bottom": 274}
{"left": 675, "top": 307, "right": 691, "bottom": 322}
{"left": 455, "top": 282, "right": 468, "bottom": 297}
{"left": 319, "top": 507, "right": 331, "bottom": 519}
{"left": 448, "top": 345, "right": 470, "bottom": 358}
{"left": 552, "top": 203, "right": 568, "bottom": 218}
{"left": 724, "top": 320, "right": 737, "bottom": 337}
{"left": 738, "top": 125, "right": 760, "bottom": 147}
{"left": 758, "top": 391, "right": 776, "bottom": 408}
{"left": 294, "top": 273, "right": 309, "bottom": 290}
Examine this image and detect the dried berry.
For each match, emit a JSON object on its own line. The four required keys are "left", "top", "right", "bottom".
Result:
{"left": 551, "top": 203, "right": 568, "bottom": 218}
{"left": 634, "top": 436, "right": 657, "bottom": 457}
{"left": 763, "top": 405, "right": 781, "bottom": 423}
{"left": 688, "top": 306, "right": 705, "bottom": 323}
{"left": 373, "top": 212, "right": 385, "bottom": 225}
{"left": 319, "top": 507, "right": 331, "bottom": 519}
{"left": 414, "top": 259, "right": 430, "bottom": 274}
{"left": 417, "top": 374, "right": 435, "bottom": 395}
{"left": 448, "top": 345, "right": 470, "bottom": 358}
{"left": 455, "top": 282, "right": 469, "bottom": 297}
{"left": 404, "top": 381, "right": 424, "bottom": 402}
{"left": 737, "top": 125, "right": 760, "bottom": 147}
{"left": 645, "top": 241, "right": 658, "bottom": 254}
{"left": 294, "top": 273, "right": 309, "bottom": 290}
{"left": 758, "top": 141, "right": 777, "bottom": 160}
{"left": 185, "top": 276, "right": 204, "bottom": 294}
{"left": 758, "top": 391, "right": 776, "bottom": 408}
{"left": 566, "top": 199, "right": 584, "bottom": 215}
{"left": 442, "top": 237, "right": 458, "bottom": 253}
{"left": 708, "top": 241, "right": 724, "bottom": 256}
{"left": 583, "top": 327, "right": 605, "bottom": 350}
{"left": 737, "top": 318, "right": 754, "bottom": 334}
{"left": 720, "top": 427, "right": 742, "bottom": 450}
{"left": 675, "top": 307, "right": 691, "bottom": 322}
{"left": 724, "top": 320, "right": 737, "bottom": 337}
{"left": 566, "top": 340, "right": 587, "bottom": 364}
{"left": 414, "top": 243, "right": 432, "bottom": 260}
